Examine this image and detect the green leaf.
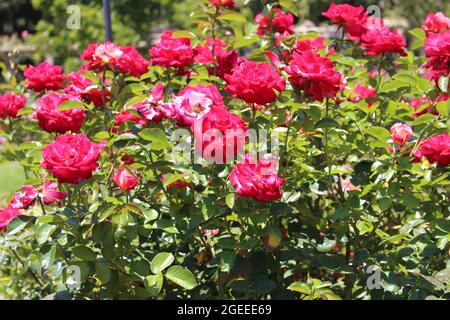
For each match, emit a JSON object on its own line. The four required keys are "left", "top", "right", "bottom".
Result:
{"left": 58, "top": 100, "right": 84, "bottom": 110}
{"left": 138, "top": 128, "right": 170, "bottom": 150}
{"left": 280, "top": 0, "right": 299, "bottom": 16}
{"left": 409, "top": 28, "right": 426, "bottom": 40}
{"left": 150, "top": 252, "right": 175, "bottom": 274}
{"left": 225, "top": 193, "right": 235, "bottom": 209}
{"left": 72, "top": 246, "right": 97, "bottom": 262}
{"left": 288, "top": 281, "right": 311, "bottom": 294}
{"left": 163, "top": 173, "right": 186, "bottom": 188}
{"left": 378, "top": 198, "right": 393, "bottom": 211}
{"left": 356, "top": 220, "right": 373, "bottom": 235}
{"left": 315, "top": 117, "right": 339, "bottom": 129}
{"left": 401, "top": 194, "right": 419, "bottom": 209}
{"left": 366, "top": 126, "right": 391, "bottom": 142}
{"left": 144, "top": 273, "right": 163, "bottom": 297}
{"left": 413, "top": 113, "right": 436, "bottom": 126}
{"left": 218, "top": 12, "right": 246, "bottom": 23}
{"left": 438, "top": 76, "right": 449, "bottom": 93}
{"left": 34, "top": 223, "right": 57, "bottom": 245}
{"left": 172, "top": 30, "right": 196, "bottom": 39}
{"left": 6, "top": 216, "right": 31, "bottom": 236}
{"left": 234, "top": 36, "right": 259, "bottom": 49}
{"left": 165, "top": 266, "right": 198, "bottom": 290}
{"left": 436, "top": 100, "right": 449, "bottom": 117}
{"left": 95, "top": 262, "right": 111, "bottom": 284}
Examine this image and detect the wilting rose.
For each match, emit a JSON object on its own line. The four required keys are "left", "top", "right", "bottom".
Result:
{"left": 0, "top": 92, "right": 26, "bottom": 118}
{"left": 10, "top": 185, "right": 38, "bottom": 209}
{"left": 192, "top": 107, "right": 248, "bottom": 163}
{"left": 285, "top": 50, "right": 342, "bottom": 101}
{"left": 133, "top": 83, "right": 174, "bottom": 122}
{"left": 41, "top": 134, "right": 100, "bottom": 184}
{"left": 113, "top": 168, "right": 139, "bottom": 191}
{"left": 0, "top": 205, "right": 21, "bottom": 231}
{"left": 24, "top": 61, "right": 66, "bottom": 92}
{"left": 209, "top": 0, "right": 234, "bottom": 8}
{"left": 41, "top": 180, "right": 67, "bottom": 205}
{"left": 36, "top": 93, "right": 85, "bottom": 134}
{"left": 225, "top": 59, "right": 285, "bottom": 105}
{"left": 173, "top": 84, "right": 225, "bottom": 126}
{"left": 230, "top": 153, "right": 284, "bottom": 202}
{"left": 255, "top": 8, "right": 294, "bottom": 36}
{"left": 422, "top": 12, "right": 450, "bottom": 35}
{"left": 65, "top": 71, "right": 111, "bottom": 107}
{"left": 390, "top": 123, "right": 413, "bottom": 146}
{"left": 414, "top": 133, "right": 450, "bottom": 166}
{"left": 322, "top": 3, "right": 368, "bottom": 40}
{"left": 360, "top": 19, "right": 407, "bottom": 57}
{"left": 149, "top": 31, "right": 195, "bottom": 71}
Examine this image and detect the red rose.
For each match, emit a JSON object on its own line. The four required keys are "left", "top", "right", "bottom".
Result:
{"left": 285, "top": 50, "right": 342, "bottom": 101}
{"left": 209, "top": 0, "right": 234, "bottom": 8}
{"left": 422, "top": 32, "right": 450, "bottom": 83}
{"left": 322, "top": 3, "right": 368, "bottom": 40}
{"left": 0, "top": 205, "right": 21, "bottom": 231}
{"left": 215, "top": 49, "right": 240, "bottom": 79}
{"left": 0, "top": 92, "right": 26, "bottom": 118}
{"left": 225, "top": 59, "right": 285, "bottom": 105}
{"left": 24, "top": 61, "right": 66, "bottom": 92}
{"left": 255, "top": 8, "right": 294, "bottom": 36}
{"left": 10, "top": 185, "right": 38, "bottom": 209}
{"left": 173, "top": 84, "right": 226, "bottom": 126}
{"left": 348, "top": 84, "right": 377, "bottom": 105}
{"left": 230, "top": 153, "right": 284, "bottom": 202}
{"left": 65, "top": 71, "right": 111, "bottom": 107}
{"left": 114, "top": 111, "right": 146, "bottom": 128}
{"left": 293, "top": 36, "right": 326, "bottom": 53}
{"left": 360, "top": 19, "right": 407, "bottom": 57}
{"left": 390, "top": 123, "right": 413, "bottom": 146}
{"left": 422, "top": 12, "right": 450, "bottom": 35}
{"left": 113, "top": 168, "right": 139, "bottom": 191}
{"left": 149, "top": 31, "right": 195, "bottom": 71}
{"left": 41, "top": 180, "right": 67, "bottom": 205}
{"left": 414, "top": 133, "right": 450, "bottom": 166}
{"left": 9, "top": 181, "right": 66, "bottom": 209}
{"left": 81, "top": 42, "right": 124, "bottom": 71}
{"left": 133, "top": 84, "right": 171, "bottom": 123}
{"left": 192, "top": 107, "right": 248, "bottom": 163}
{"left": 194, "top": 38, "right": 227, "bottom": 64}
{"left": 41, "top": 134, "right": 100, "bottom": 184}
{"left": 115, "top": 45, "right": 150, "bottom": 77}
{"left": 36, "top": 93, "right": 85, "bottom": 134}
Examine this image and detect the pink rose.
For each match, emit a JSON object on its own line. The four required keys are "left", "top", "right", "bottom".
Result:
{"left": 422, "top": 12, "right": 450, "bottom": 35}
{"left": 414, "top": 133, "right": 450, "bottom": 166}
{"left": 113, "top": 168, "right": 139, "bottom": 191}
{"left": 390, "top": 123, "right": 413, "bottom": 146}
{"left": 322, "top": 3, "right": 368, "bottom": 40}
{"left": 0, "top": 92, "right": 26, "bottom": 118}
{"left": 230, "top": 153, "right": 284, "bottom": 202}
{"left": 10, "top": 185, "right": 38, "bottom": 209}
{"left": 360, "top": 20, "right": 407, "bottom": 57}
{"left": 209, "top": 0, "right": 234, "bottom": 8}
{"left": 255, "top": 8, "right": 294, "bottom": 36}
{"left": 36, "top": 93, "right": 85, "bottom": 134}
{"left": 0, "top": 205, "right": 21, "bottom": 231}
{"left": 24, "top": 61, "right": 66, "bottom": 92}
{"left": 41, "top": 134, "right": 100, "bottom": 184}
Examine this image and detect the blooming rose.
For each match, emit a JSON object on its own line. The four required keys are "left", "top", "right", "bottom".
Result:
{"left": 360, "top": 20, "right": 407, "bottom": 57}
{"left": 113, "top": 168, "right": 139, "bottom": 191}
{"left": 41, "top": 180, "right": 67, "bottom": 205}
{"left": 65, "top": 71, "right": 110, "bottom": 107}
{"left": 115, "top": 45, "right": 150, "bottom": 77}
{"left": 81, "top": 42, "right": 124, "bottom": 71}
{"left": 133, "top": 84, "right": 174, "bottom": 122}
{"left": 192, "top": 107, "right": 248, "bottom": 163}
{"left": 0, "top": 92, "right": 26, "bottom": 118}
{"left": 173, "top": 84, "right": 226, "bottom": 126}
{"left": 209, "top": 0, "right": 234, "bottom": 8}
{"left": 422, "top": 12, "right": 450, "bottom": 35}
{"left": 414, "top": 133, "right": 450, "bottom": 166}
{"left": 422, "top": 32, "right": 450, "bottom": 82}
{"left": 114, "top": 111, "right": 146, "bottom": 129}
{"left": 36, "top": 93, "right": 85, "bottom": 134}
{"left": 255, "top": 8, "right": 294, "bottom": 36}
{"left": 348, "top": 84, "right": 377, "bottom": 105}
{"left": 194, "top": 38, "right": 227, "bottom": 64}
{"left": 10, "top": 185, "right": 38, "bottom": 209}
{"left": 285, "top": 50, "right": 342, "bottom": 101}
{"left": 0, "top": 205, "right": 21, "bottom": 231}
{"left": 322, "top": 3, "right": 368, "bottom": 40}
{"left": 23, "top": 61, "right": 66, "bottom": 92}
{"left": 390, "top": 123, "right": 413, "bottom": 146}
{"left": 10, "top": 181, "right": 66, "bottom": 209}
{"left": 225, "top": 60, "right": 285, "bottom": 105}
{"left": 293, "top": 37, "right": 326, "bottom": 53}
{"left": 149, "top": 31, "right": 195, "bottom": 71}
{"left": 41, "top": 134, "right": 100, "bottom": 184}
{"left": 230, "top": 153, "right": 284, "bottom": 202}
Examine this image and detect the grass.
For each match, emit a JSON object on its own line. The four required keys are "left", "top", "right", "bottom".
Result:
{"left": 0, "top": 162, "right": 26, "bottom": 206}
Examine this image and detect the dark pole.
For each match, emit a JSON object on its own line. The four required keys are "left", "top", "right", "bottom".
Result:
{"left": 103, "top": 0, "right": 113, "bottom": 42}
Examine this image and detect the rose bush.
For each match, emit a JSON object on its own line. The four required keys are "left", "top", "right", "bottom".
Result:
{"left": 0, "top": 1, "right": 449, "bottom": 300}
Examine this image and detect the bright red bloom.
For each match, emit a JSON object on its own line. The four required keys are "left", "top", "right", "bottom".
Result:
{"left": 114, "top": 111, "right": 146, "bottom": 128}
{"left": 360, "top": 20, "right": 407, "bottom": 57}
{"left": 113, "top": 168, "right": 139, "bottom": 191}
{"left": 255, "top": 8, "right": 294, "bottom": 36}
{"left": 149, "top": 31, "right": 195, "bottom": 71}
{"left": 390, "top": 123, "right": 413, "bottom": 146}
{"left": 225, "top": 60, "right": 285, "bottom": 105}
{"left": 65, "top": 71, "right": 110, "bottom": 107}
{"left": 10, "top": 185, "right": 38, "bottom": 209}
{"left": 81, "top": 42, "right": 124, "bottom": 71}
{"left": 414, "top": 133, "right": 450, "bottom": 166}
{"left": 23, "top": 61, "right": 66, "bottom": 92}
{"left": 192, "top": 107, "right": 248, "bottom": 163}
{"left": 41, "top": 180, "right": 67, "bottom": 205}
{"left": 422, "top": 12, "right": 450, "bottom": 35}
{"left": 215, "top": 49, "right": 240, "bottom": 79}
{"left": 41, "top": 134, "right": 100, "bottom": 184}
{"left": 230, "top": 153, "right": 284, "bottom": 202}
{"left": 348, "top": 84, "right": 377, "bottom": 105}
{"left": 0, "top": 92, "right": 26, "bottom": 118}
{"left": 161, "top": 173, "right": 191, "bottom": 189}
{"left": 209, "top": 0, "right": 234, "bottom": 8}
{"left": 173, "top": 84, "right": 226, "bottom": 126}
{"left": 116, "top": 45, "right": 150, "bottom": 77}
{"left": 36, "top": 93, "right": 85, "bottom": 134}
{"left": 0, "top": 205, "right": 21, "bottom": 231}
{"left": 322, "top": 3, "right": 368, "bottom": 40}
{"left": 422, "top": 32, "right": 450, "bottom": 82}
{"left": 285, "top": 50, "right": 342, "bottom": 101}
{"left": 194, "top": 37, "right": 227, "bottom": 64}
{"left": 121, "top": 155, "right": 135, "bottom": 165}
{"left": 293, "top": 37, "right": 326, "bottom": 53}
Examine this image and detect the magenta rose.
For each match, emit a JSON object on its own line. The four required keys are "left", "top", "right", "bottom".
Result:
{"left": 322, "top": 3, "right": 368, "bottom": 40}
{"left": 23, "top": 61, "right": 66, "bottom": 92}
{"left": 414, "top": 133, "right": 450, "bottom": 166}
{"left": 0, "top": 92, "right": 26, "bottom": 119}
{"left": 65, "top": 71, "right": 111, "bottom": 107}
{"left": 41, "top": 134, "right": 100, "bottom": 184}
